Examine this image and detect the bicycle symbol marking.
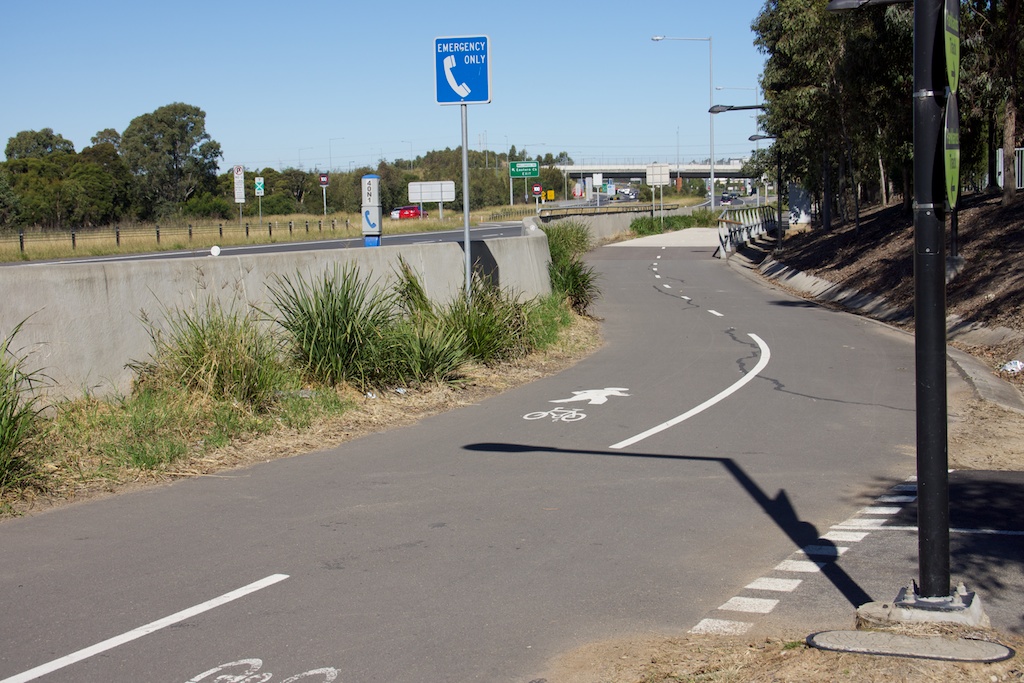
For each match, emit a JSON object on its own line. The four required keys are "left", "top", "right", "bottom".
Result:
{"left": 186, "top": 658, "right": 339, "bottom": 682}
{"left": 523, "top": 407, "right": 587, "bottom": 422}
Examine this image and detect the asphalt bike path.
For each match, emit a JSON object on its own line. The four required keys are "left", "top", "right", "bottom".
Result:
{"left": 0, "top": 232, "right": 948, "bottom": 682}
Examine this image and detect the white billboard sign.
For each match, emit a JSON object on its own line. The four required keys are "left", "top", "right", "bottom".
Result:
{"left": 409, "top": 180, "right": 456, "bottom": 203}
{"left": 646, "top": 163, "right": 670, "bottom": 187}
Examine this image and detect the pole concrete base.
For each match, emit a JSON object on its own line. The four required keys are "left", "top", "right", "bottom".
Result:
{"left": 856, "top": 582, "right": 990, "bottom": 629}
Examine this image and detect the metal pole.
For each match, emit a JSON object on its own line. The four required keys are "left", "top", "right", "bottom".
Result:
{"left": 913, "top": 0, "right": 950, "bottom": 599}
{"left": 709, "top": 37, "right": 716, "bottom": 211}
{"left": 776, "top": 148, "right": 783, "bottom": 252}
{"left": 461, "top": 104, "right": 472, "bottom": 299}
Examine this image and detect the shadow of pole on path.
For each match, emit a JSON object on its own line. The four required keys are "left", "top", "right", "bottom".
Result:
{"left": 464, "top": 442, "right": 874, "bottom": 609}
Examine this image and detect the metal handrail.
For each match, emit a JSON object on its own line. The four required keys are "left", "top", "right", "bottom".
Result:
{"left": 716, "top": 205, "right": 778, "bottom": 259}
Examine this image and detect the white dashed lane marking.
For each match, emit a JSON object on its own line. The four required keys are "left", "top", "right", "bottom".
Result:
{"left": 719, "top": 597, "right": 779, "bottom": 614}
{"left": 746, "top": 577, "right": 802, "bottom": 592}
{"left": 688, "top": 480, "right": 921, "bottom": 635}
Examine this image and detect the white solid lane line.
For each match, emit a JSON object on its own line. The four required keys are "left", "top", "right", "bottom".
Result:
{"left": 1, "top": 574, "right": 290, "bottom": 683}
{"left": 610, "top": 333, "right": 771, "bottom": 450}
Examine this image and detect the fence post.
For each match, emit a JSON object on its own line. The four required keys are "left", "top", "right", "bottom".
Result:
{"left": 188, "top": 224, "right": 193, "bottom": 241}
{"left": 318, "top": 220, "right": 322, "bottom": 232}
{"left": 289, "top": 221, "right": 293, "bottom": 235}
{"left": 219, "top": 223, "right": 223, "bottom": 238}
{"left": 268, "top": 221, "right": 272, "bottom": 238}
{"left": 156, "top": 225, "right": 160, "bottom": 244}
{"left": 305, "top": 220, "right": 309, "bottom": 233}
{"left": 245, "top": 222, "right": 249, "bottom": 237}
{"left": 116, "top": 225, "right": 120, "bottom": 246}
{"left": 71, "top": 228, "right": 76, "bottom": 250}
{"left": 19, "top": 229, "right": 24, "bottom": 253}
{"left": 332, "top": 219, "right": 336, "bottom": 232}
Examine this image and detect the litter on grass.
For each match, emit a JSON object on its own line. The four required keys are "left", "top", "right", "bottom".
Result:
{"left": 1000, "top": 360, "right": 1024, "bottom": 374}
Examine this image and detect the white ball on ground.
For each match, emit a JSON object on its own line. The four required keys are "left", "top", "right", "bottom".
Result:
{"left": 210, "top": 245, "right": 221, "bottom": 256}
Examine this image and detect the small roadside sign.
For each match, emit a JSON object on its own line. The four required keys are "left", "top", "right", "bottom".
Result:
{"left": 532, "top": 183, "right": 543, "bottom": 197}
{"left": 255, "top": 177, "right": 265, "bottom": 197}
{"left": 319, "top": 173, "right": 329, "bottom": 187}
{"left": 233, "top": 165, "right": 245, "bottom": 203}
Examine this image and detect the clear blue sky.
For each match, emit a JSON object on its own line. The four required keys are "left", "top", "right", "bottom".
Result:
{"left": 2, "top": 0, "right": 768, "bottom": 172}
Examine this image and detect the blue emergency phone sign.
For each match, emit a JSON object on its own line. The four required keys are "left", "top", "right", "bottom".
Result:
{"left": 435, "top": 36, "right": 491, "bottom": 105}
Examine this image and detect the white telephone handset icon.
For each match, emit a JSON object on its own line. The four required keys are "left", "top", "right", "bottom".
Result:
{"left": 443, "top": 55, "right": 471, "bottom": 98}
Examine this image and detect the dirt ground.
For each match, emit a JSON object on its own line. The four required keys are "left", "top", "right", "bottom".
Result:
{"left": 10, "top": 195, "right": 1024, "bottom": 681}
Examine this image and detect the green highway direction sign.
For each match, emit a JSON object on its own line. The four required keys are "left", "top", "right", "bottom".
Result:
{"left": 509, "top": 161, "right": 539, "bottom": 178}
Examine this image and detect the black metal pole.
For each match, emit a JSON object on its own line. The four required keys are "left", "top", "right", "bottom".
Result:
{"left": 913, "top": 0, "right": 950, "bottom": 599}
{"left": 776, "top": 148, "right": 783, "bottom": 251}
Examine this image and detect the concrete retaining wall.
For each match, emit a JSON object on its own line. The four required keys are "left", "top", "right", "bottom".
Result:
{"left": 1, "top": 233, "right": 551, "bottom": 399}
{"left": 535, "top": 204, "right": 700, "bottom": 242}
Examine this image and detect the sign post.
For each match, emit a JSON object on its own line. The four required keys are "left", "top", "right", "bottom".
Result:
{"left": 233, "top": 164, "right": 245, "bottom": 226}
{"left": 436, "top": 35, "right": 491, "bottom": 298}
{"left": 319, "top": 173, "right": 329, "bottom": 217}
{"left": 255, "top": 176, "right": 265, "bottom": 227}
{"left": 361, "top": 174, "right": 382, "bottom": 247}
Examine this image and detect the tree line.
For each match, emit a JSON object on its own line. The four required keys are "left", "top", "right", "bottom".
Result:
{"left": 0, "top": 102, "right": 575, "bottom": 230}
{"left": 747, "top": 0, "right": 1022, "bottom": 225}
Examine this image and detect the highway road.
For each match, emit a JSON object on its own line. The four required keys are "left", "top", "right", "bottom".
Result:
{"left": 0, "top": 235, "right": 923, "bottom": 682}
{"left": 5, "top": 221, "right": 524, "bottom": 267}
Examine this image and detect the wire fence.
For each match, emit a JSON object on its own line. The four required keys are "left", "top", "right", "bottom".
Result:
{"left": 0, "top": 219, "right": 359, "bottom": 259}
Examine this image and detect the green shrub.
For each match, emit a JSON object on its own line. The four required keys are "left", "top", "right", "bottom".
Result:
{"left": 542, "top": 221, "right": 601, "bottom": 316}
{"left": 131, "top": 299, "right": 287, "bottom": 411}
{"left": 525, "top": 294, "right": 573, "bottom": 349}
{"left": 551, "top": 258, "right": 600, "bottom": 315}
{"left": 391, "top": 319, "right": 468, "bottom": 385}
{"left": 0, "top": 320, "right": 46, "bottom": 491}
{"left": 182, "top": 193, "right": 233, "bottom": 220}
{"left": 443, "top": 276, "right": 533, "bottom": 365}
{"left": 269, "top": 264, "right": 399, "bottom": 390}
{"left": 544, "top": 221, "right": 592, "bottom": 264}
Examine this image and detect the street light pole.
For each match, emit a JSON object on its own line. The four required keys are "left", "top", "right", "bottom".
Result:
{"left": 719, "top": 85, "right": 761, "bottom": 204}
{"left": 824, "top": 0, "right": 984, "bottom": 621}
{"left": 652, "top": 35, "right": 715, "bottom": 209}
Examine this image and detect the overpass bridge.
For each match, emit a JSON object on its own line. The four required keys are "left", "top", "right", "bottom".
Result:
{"left": 552, "top": 160, "right": 750, "bottom": 182}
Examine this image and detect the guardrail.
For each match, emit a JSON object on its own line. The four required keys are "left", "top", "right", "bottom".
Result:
{"left": 716, "top": 205, "right": 777, "bottom": 259}
{"left": 538, "top": 202, "right": 680, "bottom": 219}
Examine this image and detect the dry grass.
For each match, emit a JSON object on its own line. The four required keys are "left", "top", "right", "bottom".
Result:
{"left": 3, "top": 313, "right": 601, "bottom": 517}
{"left": 0, "top": 207, "right": 512, "bottom": 262}
{"left": 544, "top": 629, "right": 1024, "bottom": 682}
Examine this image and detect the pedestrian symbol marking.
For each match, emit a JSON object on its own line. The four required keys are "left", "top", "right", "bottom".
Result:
{"left": 549, "top": 387, "right": 630, "bottom": 406}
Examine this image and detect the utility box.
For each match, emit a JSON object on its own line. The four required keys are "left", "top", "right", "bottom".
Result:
{"left": 361, "top": 174, "right": 382, "bottom": 247}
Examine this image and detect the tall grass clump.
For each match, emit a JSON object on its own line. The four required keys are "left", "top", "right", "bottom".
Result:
{"left": 543, "top": 221, "right": 601, "bottom": 316}
{"left": 392, "top": 258, "right": 469, "bottom": 384}
{"left": 270, "top": 264, "right": 401, "bottom": 390}
{"left": 0, "top": 321, "right": 46, "bottom": 492}
{"left": 131, "top": 299, "right": 287, "bottom": 411}
{"left": 442, "top": 275, "right": 534, "bottom": 365}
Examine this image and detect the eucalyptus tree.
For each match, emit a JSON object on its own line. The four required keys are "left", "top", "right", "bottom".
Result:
{"left": 4, "top": 128, "right": 75, "bottom": 160}
{"left": 121, "top": 103, "right": 223, "bottom": 218}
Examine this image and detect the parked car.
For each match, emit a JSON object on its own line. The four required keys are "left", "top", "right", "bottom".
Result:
{"left": 390, "top": 205, "right": 427, "bottom": 219}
